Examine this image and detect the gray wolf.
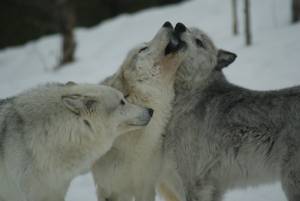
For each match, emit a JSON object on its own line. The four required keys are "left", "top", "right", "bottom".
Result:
{"left": 160, "top": 23, "right": 300, "bottom": 201}
{"left": 92, "top": 22, "right": 187, "bottom": 201}
{"left": 0, "top": 82, "right": 152, "bottom": 201}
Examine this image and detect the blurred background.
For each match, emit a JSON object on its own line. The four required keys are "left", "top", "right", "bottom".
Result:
{"left": 1, "top": 0, "right": 299, "bottom": 67}
{"left": 0, "top": 0, "right": 185, "bottom": 48}
{"left": 0, "top": 0, "right": 300, "bottom": 200}
{"left": 0, "top": 0, "right": 184, "bottom": 65}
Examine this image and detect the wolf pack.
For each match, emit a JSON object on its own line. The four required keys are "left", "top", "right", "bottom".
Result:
{"left": 0, "top": 22, "right": 300, "bottom": 201}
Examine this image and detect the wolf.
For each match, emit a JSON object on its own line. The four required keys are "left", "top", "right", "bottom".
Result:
{"left": 0, "top": 82, "right": 153, "bottom": 201}
{"left": 159, "top": 23, "right": 300, "bottom": 201}
{"left": 92, "top": 22, "right": 187, "bottom": 201}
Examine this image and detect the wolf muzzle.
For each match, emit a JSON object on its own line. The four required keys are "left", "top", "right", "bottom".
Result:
{"left": 165, "top": 22, "right": 187, "bottom": 55}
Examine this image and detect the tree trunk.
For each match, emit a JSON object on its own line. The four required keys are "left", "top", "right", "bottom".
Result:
{"left": 244, "top": 0, "right": 252, "bottom": 46}
{"left": 232, "top": 0, "right": 239, "bottom": 35}
{"left": 292, "top": 0, "right": 300, "bottom": 23}
{"left": 56, "top": 0, "right": 76, "bottom": 68}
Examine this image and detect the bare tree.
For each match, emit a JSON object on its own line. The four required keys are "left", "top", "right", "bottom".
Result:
{"left": 292, "top": 0, "right": 300, "bottom": 23}
{"left": 232, "top": 0, "right": 239, "bottom": 35}
{"left": 244, "top": 0, "right": 252, "bottom": 46}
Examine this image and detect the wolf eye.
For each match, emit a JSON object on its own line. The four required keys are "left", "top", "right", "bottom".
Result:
{"left": 139, "top": 47, "right": 149, "bottom": 53}
{"left": 124, "top": 94, "right": 130, "bottom": 99}
{"left": 120, "top": 99, "right": 125, "bottom": 105}
{"left": 195, "top": 38, "right": 204, "bottom": 48}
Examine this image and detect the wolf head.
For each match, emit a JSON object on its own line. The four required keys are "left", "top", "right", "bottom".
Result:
{"left": 169, "top": 23, "right": 237, "bottom": 92}
{"left": 11, "top": 82, "right": 154, "bottom": 174}
{"left": 104, "top": 22, "right": 187, "bottom": 107}
{"left": 16, "top": 83, "right": 153, "bottom": 149}
{"left": 60, "top": 83, "right": 153, "bottom": 136}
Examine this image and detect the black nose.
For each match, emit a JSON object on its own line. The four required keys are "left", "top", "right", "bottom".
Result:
{"left": 148, "top": 108, "right": 154, "bottom": 117}
{"left": 163, "top": 21, "right": 173, "bottom": 29}
{"left": 175, "top": 22, "right": 186, "bottom": 33}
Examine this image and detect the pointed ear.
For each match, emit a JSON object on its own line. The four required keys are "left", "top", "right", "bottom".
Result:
{"left": 215, "top": 49, "right": 237, "bottom": 70}
{"left": 62, "top": 94, "right": 97, "bottom": 115}
{"left": 65, "top": 81, "right": 77, "bottom": 86}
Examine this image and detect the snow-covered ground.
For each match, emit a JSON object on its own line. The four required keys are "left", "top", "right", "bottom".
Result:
{"left": 0, "top": 0, "right": 299, "bottom": 200}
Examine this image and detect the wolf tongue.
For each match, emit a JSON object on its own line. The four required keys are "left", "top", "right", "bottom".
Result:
{"left": 165, "top": 35, "right": 180, "bottom": 55}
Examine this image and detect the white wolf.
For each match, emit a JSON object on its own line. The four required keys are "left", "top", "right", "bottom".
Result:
{"left": 92, "top": 22, "right": 187, "bottom": 201}
{"left": 0, "top": 82, "right": 152, "bottom": 201}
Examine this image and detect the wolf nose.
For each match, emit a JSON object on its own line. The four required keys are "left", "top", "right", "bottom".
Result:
{"left": 163, "top": 21, "right": 173, "bottom": 29}
{"left": 147, "top": 108, "right": 154, "bottom": 117}
{"left": 175, "top": 22, "right": 186, "bottom": 33}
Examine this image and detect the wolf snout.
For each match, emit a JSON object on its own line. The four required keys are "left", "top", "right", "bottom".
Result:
{"left": 162, "top": 21, "right": 173, "bottom": 29}
{"left": 174, "top": 22, "right": 187, "bottom": 33}
{"left": 130, "top": 107, "right": 153, "bottom": 127}
{"left": 143, "top": 107, "right": 154, "bottom": 121}
{"left": 165, "top": 22, "right": 187, "bottom": 55}
{"left": 147, "top": 108, "right": 154, "bottom": 117}
{"left": 136, "top": 107, "right": 153, "bottom": 126}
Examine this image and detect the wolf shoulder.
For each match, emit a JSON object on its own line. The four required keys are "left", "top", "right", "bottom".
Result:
{"left": 197, "top": 83, "right": 300, "bottom": 117}
{"left": 181, "top": 82, "right": 300, "bottom": 139}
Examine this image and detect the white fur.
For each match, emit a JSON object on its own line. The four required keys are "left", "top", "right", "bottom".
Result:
{"left": 92, "top": 25, "right": 186, "bottom": 201}
{"left": 0, "top": 83, "right": 150, "bottom": 201}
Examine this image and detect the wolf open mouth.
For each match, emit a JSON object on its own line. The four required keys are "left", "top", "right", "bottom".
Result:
{"left": 165, "top": 23, "right": 187, "bottom": 55}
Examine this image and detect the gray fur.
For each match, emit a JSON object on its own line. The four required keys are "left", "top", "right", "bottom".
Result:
{"left": 162, "top": 27, "right": 300, "bottom": 201}
{"left": 0, "top": 116, "right": 7, "bottom": 157}
{"left": 0, "top": 98, "right": 15, "bottom": 157}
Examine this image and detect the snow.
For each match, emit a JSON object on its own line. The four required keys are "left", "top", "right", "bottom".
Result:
{"left": 0, "top": 0, "right": 299, "bottom": 200}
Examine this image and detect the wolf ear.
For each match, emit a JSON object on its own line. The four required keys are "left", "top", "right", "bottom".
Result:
{"left": 65, "top": 81, "right": 77, "bottom": 86}
{"left": 62, "top": 94, "right": 97, "bottom": 115}
{"left": 215, "top": 49, "right": 237, "bottom": 70}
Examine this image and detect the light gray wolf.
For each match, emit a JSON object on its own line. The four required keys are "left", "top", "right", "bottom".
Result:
{"left": 159, "top": 23, "right": 300, "bottom": 201}
{"left": 0, "top": 82, "right": 152, "bottom": 201}
{"left": 92, "top": 22, "right": 187, "bottom": 201}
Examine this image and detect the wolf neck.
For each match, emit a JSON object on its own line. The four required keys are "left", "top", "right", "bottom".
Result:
{"left": 146, "top": 86, "right": 174, "bottom": 137}
{"left": 175, "top": 70, "right": 229, "bottom": 99}
{"left": 116, "top": 87, "right": 175, "bottom": 151}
